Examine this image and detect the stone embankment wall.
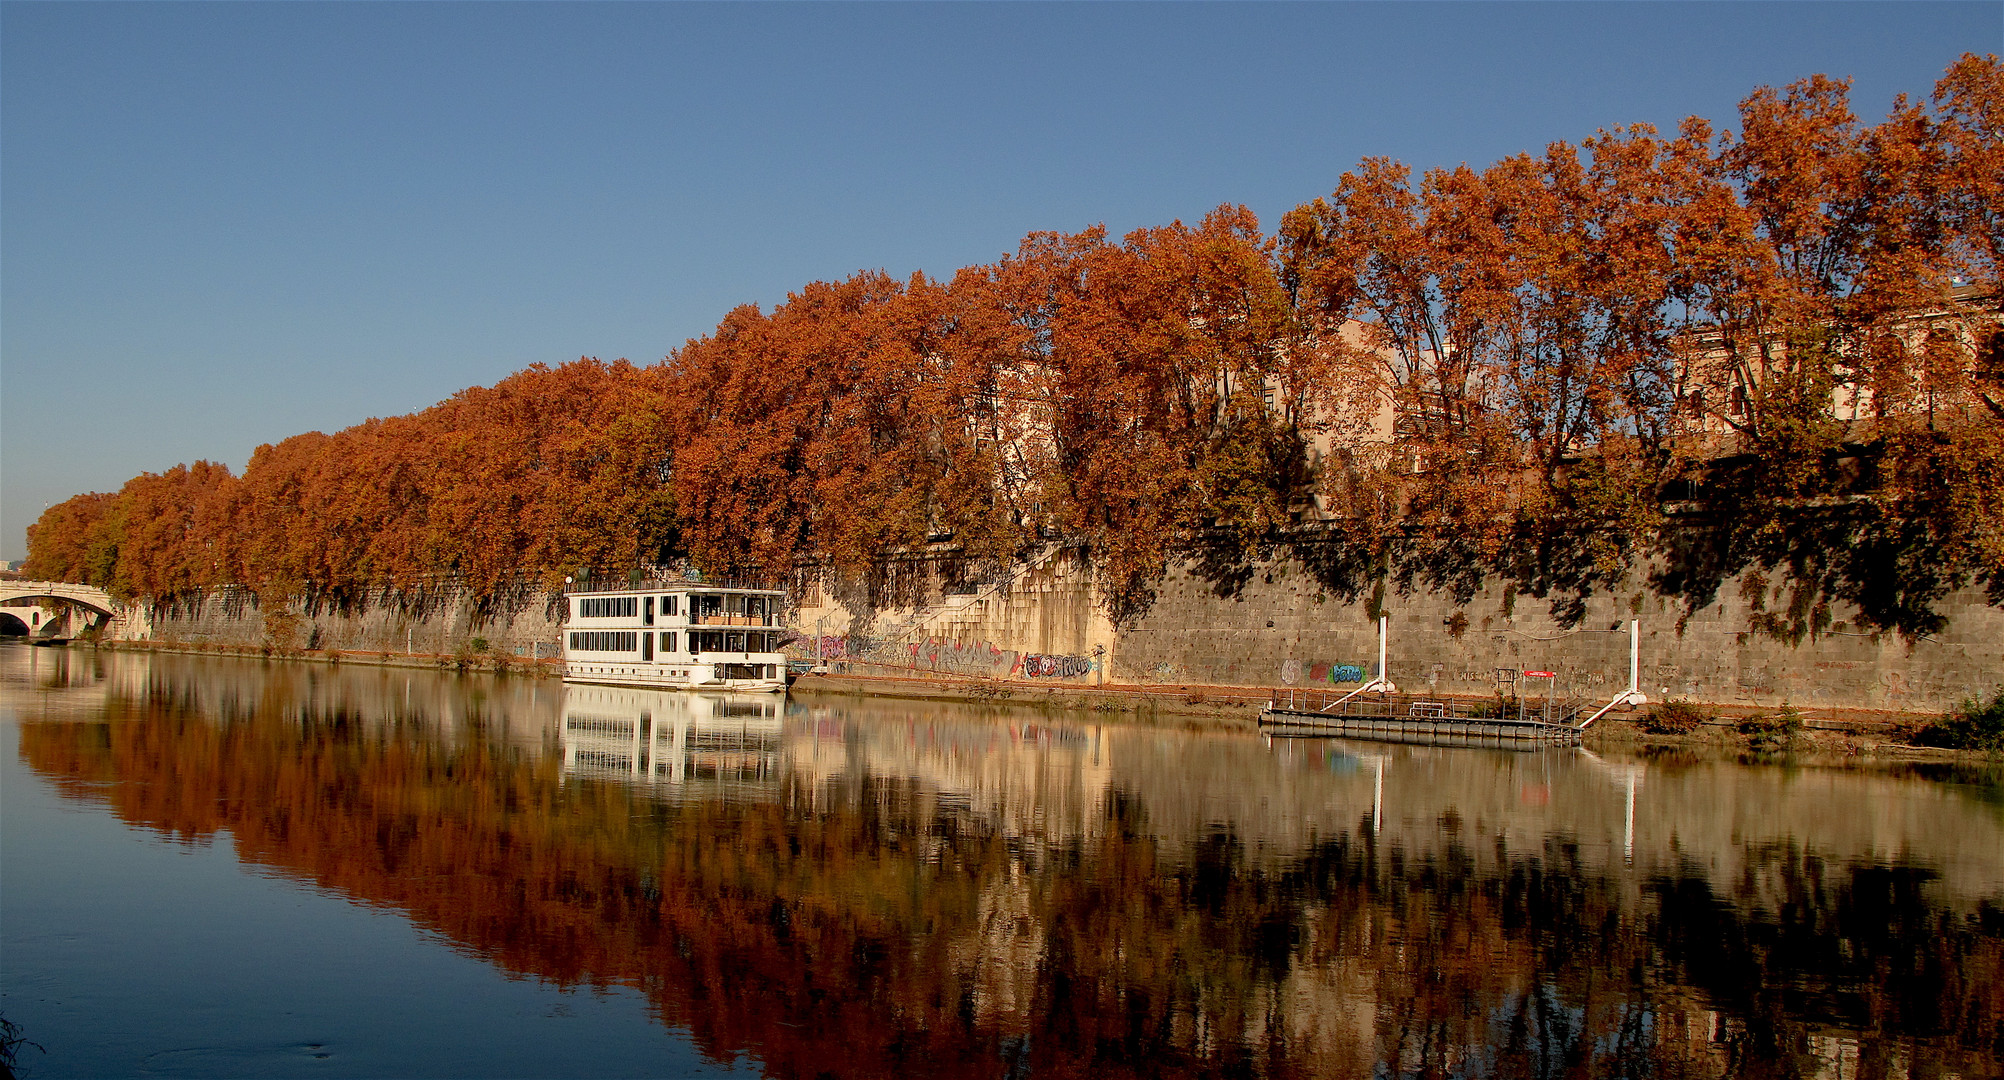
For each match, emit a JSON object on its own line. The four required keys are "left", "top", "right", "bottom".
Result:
{"left": 131, "top": 587, "right": 565, "bottom": 661}
{"left": 121, "top": 549, "right": 2003, "bottom": 714}
{"left": 793, "top": 546, "right": 1116, "bottom": 684}
{"left": 1117, "top": 557, "right": 2004, "bottom": 714}
{"left": 804, "top": 548, "right": 2001, "bottom": 714}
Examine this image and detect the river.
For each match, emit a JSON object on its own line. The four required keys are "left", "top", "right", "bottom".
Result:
{"left": 3, "top": 643, "right": 2000, "bottom": 1078}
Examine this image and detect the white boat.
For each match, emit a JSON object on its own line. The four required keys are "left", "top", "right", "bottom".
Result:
{"left": 561, "top": 583, "right": 787, "bottom": 692}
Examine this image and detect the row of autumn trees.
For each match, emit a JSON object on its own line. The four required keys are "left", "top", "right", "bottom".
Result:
{"left": 25, "top": 361, "right": 679, "bottom": 606}
{"left": 26, "top": 56, "right": 2004, "bottom": 634}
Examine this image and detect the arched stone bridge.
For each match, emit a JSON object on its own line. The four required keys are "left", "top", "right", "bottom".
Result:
{"left": 0, "top": 580, "right": 124, "bottom": 637}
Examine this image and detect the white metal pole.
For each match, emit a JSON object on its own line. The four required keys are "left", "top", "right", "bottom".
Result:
{"left": 1624, "top": 769, "right": 1638, "bottom": 865}
{"left": 1629, "top": 619, "right": 1640, "bottom": 695}
{"left": 1372, "top": 756, "right": 1384, "bottom": 837}
{"left": 1377, "top": 614, "right": 1387, "bottom": 687}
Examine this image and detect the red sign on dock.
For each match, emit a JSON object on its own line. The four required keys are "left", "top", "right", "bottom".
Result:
{"left": 1523, "top": 670, "right": 1556, "bottom": 678}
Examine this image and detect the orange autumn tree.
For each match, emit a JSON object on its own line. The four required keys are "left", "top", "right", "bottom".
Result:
{"left": 1657, "top": 57, "right": 2004, "bottom": 638}
{"left": 28, "top": 358, "right": 678, "bottom": 609}
{"left": 1277, "top": 129, "right": 1731, "bottom": 612}
{"left": 980, "top": 208, "right": 1319, "bottom": 618}
{"left": 24, "top": 464, "right": 238, "bottom": 604}
{"left": 1279, "top": 56, "right": 2002, "bottom": 632}
{"left": 666, "top": 270, "right": 1017, "bottom": 583}
{"left": 663, "top": 207, "right": 1320, "bottom": 617}
{"left": 21, "top": 491, "right": 122, "bottom": 589}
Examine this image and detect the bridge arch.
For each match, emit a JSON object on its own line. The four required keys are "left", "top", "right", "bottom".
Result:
{"left": 0, "top": 581, "right": 122, "bottom": 632}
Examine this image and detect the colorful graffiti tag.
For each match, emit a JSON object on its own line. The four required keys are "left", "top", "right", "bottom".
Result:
{"left": 1017, "top": 653, "right": 1095, "bottom": 679}
{"left": 800, "top": 633, "right": 1097, "bottom": 681}
{"left": 1295, "top": 661, "right": 1370, "bottom": 684}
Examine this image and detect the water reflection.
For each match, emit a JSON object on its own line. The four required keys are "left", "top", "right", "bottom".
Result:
{"left": 562, "top": 686, "right": 786, "bottom": 793}
{"left": 11, "top": 648, "right": 2003, "bottom": 1078}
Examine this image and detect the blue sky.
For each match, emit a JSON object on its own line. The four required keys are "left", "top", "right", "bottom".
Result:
{"left": 3, "top": 2, "right": 1996, "bottom": 560}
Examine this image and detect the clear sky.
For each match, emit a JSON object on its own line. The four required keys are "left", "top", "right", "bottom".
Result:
{"left": 2, "top": 2, "right": 1996, "bottom": 561}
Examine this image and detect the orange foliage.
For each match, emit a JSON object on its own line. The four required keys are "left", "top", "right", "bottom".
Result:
{"left": 24, "top": 59, "right": 2000, "bottom": 631}
{"left": 28, "top": 359, "right": 677, "bottom": 604}
{"left": 667, "top": 271, "right": 1016, "bottom": 579}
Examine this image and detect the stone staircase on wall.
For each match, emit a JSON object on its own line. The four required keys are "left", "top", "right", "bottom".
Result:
{"left": 865, "top": 542, "right": 1069, "bottom": 653}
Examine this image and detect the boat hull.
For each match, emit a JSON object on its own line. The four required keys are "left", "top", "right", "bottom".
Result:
{"left": 563, "top": 662, "right": 785, "bottom": 693}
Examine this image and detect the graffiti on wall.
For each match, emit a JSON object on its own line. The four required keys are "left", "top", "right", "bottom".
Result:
{"left": 803, "top": 633, "right": 1098, "bottom": 681}
{"left": 1018, "top": 653, "right": 1095, "bottom": 679}
{"left": 1280, "top": 660, "right": 1371, "bottom": 685}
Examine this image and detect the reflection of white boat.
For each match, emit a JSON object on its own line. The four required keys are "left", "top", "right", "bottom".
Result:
{"left": 560, "top": 685, "right": 786, "bottom": 790}
{"left": 561, "top": 584, "right": 787, "bottom": 692}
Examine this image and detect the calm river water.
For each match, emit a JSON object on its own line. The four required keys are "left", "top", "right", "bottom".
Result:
{"left": 3, "top": 642, "right": 2000, "bottom": 1078}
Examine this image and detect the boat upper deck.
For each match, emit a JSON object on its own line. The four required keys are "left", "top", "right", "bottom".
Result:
{"left": 564, "top": 584, "right": 787, "bottom": 631}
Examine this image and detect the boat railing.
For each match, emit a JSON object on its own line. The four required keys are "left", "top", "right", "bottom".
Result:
{"left": 567, "top": 576, "right": 784, "bottom": 596}
{"left": 688, "top": 614, "right": 778, "bottom": 627}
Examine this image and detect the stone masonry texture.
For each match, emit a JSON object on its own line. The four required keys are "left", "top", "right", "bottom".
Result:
{"left": 132, "top": 550, "right": 2003, "bottom": 713}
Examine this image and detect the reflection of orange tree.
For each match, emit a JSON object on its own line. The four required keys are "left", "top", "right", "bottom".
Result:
{"left": 20, "top": 701, "right": 2003, "bottom": 1078}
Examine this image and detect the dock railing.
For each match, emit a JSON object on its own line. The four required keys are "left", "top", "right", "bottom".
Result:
{"left": 1264, "top": 688, "right": 1593, "bottom": 728}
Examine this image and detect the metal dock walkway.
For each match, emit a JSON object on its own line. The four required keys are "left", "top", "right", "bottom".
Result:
{"left": 1253, "top": 617, "right": 1647, "bottom": 748}
{"left": 1259, "top": 691, "right": 1586, "bottom": 746}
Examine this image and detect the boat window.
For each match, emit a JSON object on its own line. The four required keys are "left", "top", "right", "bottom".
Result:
{"left": 661, "top": 632, "right": 676, "bottom": 653}
{"left": 642, "top": 633, "right": 653, "bottom": 661}
{"left": 644, "top": 596, "right": 654, "bottom": 626}
{"left": 568, "top": 631, "right": 638, "bottom": 652}
{"left": 577, "top": 596, "right": 638, "bottom": 619}
{"left": 663, "top": 596, "right": 677, "bottom": 617}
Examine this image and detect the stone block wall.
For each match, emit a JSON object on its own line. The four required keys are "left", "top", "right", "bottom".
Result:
{"left": 1113, "top": 556, "right": 2004, "bottom": 713}
{"left": 120, "top": 549, "right": 2003, "bottom": 713}
{"left": 136, "top": 587, "right": 565, "bottom": 660}
{"left": 793, "top": 547, "right": 1116, "bottom": 683}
